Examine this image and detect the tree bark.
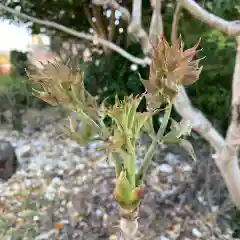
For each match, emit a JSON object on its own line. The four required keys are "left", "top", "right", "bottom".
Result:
{"left": 216, "top": 37, "right": 240, "bottom": 208}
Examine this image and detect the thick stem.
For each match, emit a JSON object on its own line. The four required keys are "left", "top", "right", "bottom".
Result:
{"left": 119, "top": 206, "right": 139, "bottom": 240}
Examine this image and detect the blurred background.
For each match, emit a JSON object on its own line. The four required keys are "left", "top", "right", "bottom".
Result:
{"left": 0, "top": 0, "right": 239, "bottom": 239}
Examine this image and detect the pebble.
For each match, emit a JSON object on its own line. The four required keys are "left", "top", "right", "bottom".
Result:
{"left": 192, "top": 228, "right": 202, "bottom": 238}
{"left": 0, "top": 108, "right": 233, "bottom": 240}
{"left": 158, "top": 164, "right": 173, "bottom": 173}
{"left": 159, "top": 236, "right": 169, "bottom": 240}
{"left": 164, "top": 152, "right": 179, "bottom": 165}
{"left": 182, "top": 164, "right": 192, "bottom": 172}
{"left": 16, "top": 144, "right": 32, "bottom": 158}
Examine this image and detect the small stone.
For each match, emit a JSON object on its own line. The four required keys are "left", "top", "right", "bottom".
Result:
{"left": 33, "top": 215, "right": 40, "bottom": 221}
{"left": 76, "top": 163, "right": 85, "bottom": 170}
{"left": 16, "top": 144, "right": 31, "bottom": 158}
{"left": 95, "top": 209, "right": 102, "bottom": 216}
{"left": 109, "top": 235, "right": 117, "bottom": 240}
{"left": 73, "top": 187, "right": 80, "bottom": 194}
{"left": 158, "top": 164, "right": 173, "bottom": 173}
{"left": 192, "top": 228, "right": 202, "bottom": 238}
{"left": 44, "top": 186, "right": 56, "bottom": 201}
{"left": 59, "top": 207, "right": 65, "bottom": 213}
{"left": 159, "top": 236, "right": 169, "bottom": 240}
{"left": 51, "top": 177, "right": 62, "bottom": 186}
{"left": 182, "top": 164, "right": 192, "bottom": 172}
{"left": 165, "top": 152, "right": 179, "bottom": 165}
{"left": 35, "top": 229, "right": 56, "bottom": 240}
{"left": 57, "top": 169, "right": 64, "bottom": 176}
{"left": 44, "top": 164, "right": 53, "bottom": 172}
{"left": 24, "top": 179, "right": 32, "bottom": 188}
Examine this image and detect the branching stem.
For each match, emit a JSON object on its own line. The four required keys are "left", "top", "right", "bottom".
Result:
{"left": 136, "top": 103, "right": 172, "bottom": 184}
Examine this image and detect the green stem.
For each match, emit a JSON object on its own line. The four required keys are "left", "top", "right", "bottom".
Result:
{"left": 79, "top": 111, "right": 101, "bottom": 130}
{"left": 124, "top": 138, "right": 136, "bottom": 187}
{"left": 136, "top": 103, "right": 172, "bottom": 184}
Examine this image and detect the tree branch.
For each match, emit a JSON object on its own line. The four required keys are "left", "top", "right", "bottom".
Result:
{"left": 149, "top": 0, "right": 164, "bottom": 47}
{"left": 179, "top": 0, "right": 240, "bottom": 37}
{"left": 171, "top": 2, "right": 181, "bottom": 44}
{"left": 177, "top": 0, "right": 240, "bottom": 208}
{"left": 127, "top": 0, "right": 152, "bottom": 55}
{"left": 0, "top": 4, "right": 150, "bottom": 65}
{"left": 216, "top": 37, "right": 240, "bottom": 208}
{"left": 92, "top": 0, "right": 153, "bottom": 55}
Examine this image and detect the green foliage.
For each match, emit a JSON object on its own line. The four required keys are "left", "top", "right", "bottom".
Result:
{"left": 10, "top": 50, "right": 29, "bottom": 77}
{"left": 0, "top": 74, "right": 45, "bottom": 111}
{"left": 1, "top": 0, "right": 93, "bottom": 36}
{"left": 81, "top": 43, "right": 148, "bottom": 106}
{"left": 230, "top": 207, "right": 240, "bottom": 238}
{"left": 0, "top": 50, "right": 47, "bottom": 112}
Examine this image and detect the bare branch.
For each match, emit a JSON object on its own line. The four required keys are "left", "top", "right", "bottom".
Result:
{"left": 149, "top": 0, "right": 164, "bottom": 46}
{"left": 127, "top": 0, "right": 152, "bottom": 55}
{"left": 93, "top": 0, "right": 152, "bottom": 55}
{"left": 174, "top": 86, "right": 225, "bottom": 153}
{"left": 179, "top": 0, "right": 240, "bottom": 36}
{"left": 216, "top": 37, "right": 240, "bottom": 208}
{"left": 171, "top": 2, "right": 181, "bottom": 44}
{"left": 131, "top": 0, "right": 142, "bottom": 25}
{"left": 0, "top": 4, "right": 151, "bottom": 65}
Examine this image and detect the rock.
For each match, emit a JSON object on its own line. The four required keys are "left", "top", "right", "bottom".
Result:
{"left": 35, "top": 229, "right": 56, "bottom": 240}
{"left": 164, "top": 152, "right": 179, "bottom": 165}
{"left": 182, "top": 164, "right": 192, "bottom": 172}
{"left": 16, "top": 144, "right": 31, "bottom": 158}
{"left": 0, "top": 140, "right": 19, "bottom": 180}
{"left": 159, "top": 236, "right": 169, "bottom": 240}
{"left": 158, "top": 164, "right": 173, "bottom": 173}
{"left": 192, "top": 228, "right": 202, "bottom": 238}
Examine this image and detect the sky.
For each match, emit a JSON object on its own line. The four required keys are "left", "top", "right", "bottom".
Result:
{"left": 0, "top": 19, "right": 49, "bottom": 52}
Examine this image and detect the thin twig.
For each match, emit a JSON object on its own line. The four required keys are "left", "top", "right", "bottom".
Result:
{"left": 0, "top": 4, "right": 151, "bottom": 66}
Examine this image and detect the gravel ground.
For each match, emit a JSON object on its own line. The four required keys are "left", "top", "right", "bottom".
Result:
{"left": 0, "top": 107, "right": 236, "bottom": 240}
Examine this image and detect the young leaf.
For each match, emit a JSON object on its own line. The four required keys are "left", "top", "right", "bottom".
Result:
{"left": 113, "top": 170, "right": 132, "bottom": 203}
{"left": 170, "top": 119, "right": 192, "bottom": 138}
